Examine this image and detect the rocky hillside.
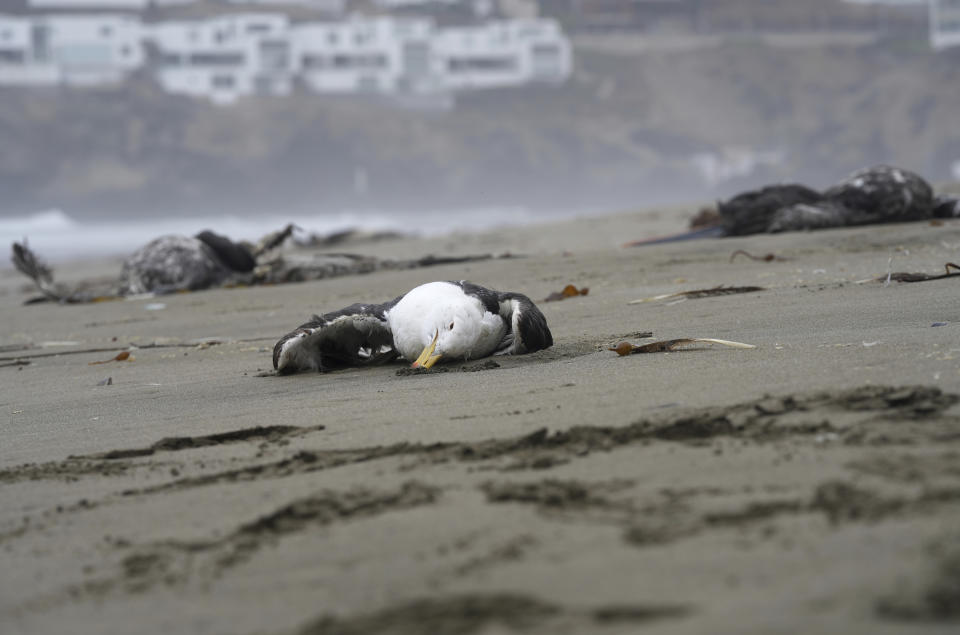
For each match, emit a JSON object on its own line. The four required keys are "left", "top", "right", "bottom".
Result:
{"left": 1, "top": 33, "right": 958, "bottom": 218}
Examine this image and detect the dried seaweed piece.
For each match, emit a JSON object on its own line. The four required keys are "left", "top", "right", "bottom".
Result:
{"left": 880, "top": 262, "right": 960, "bottom": 283}
{"left": 88, "top": 351, "right": 134, "bottom": 365}
{"left": 629, "top": 285, "right": 764, "bottom": 304}
{"left": 610, "top": 338, "right": 756, "bottom": 356}
{"left": 729, "top": 250, "right": 787, "bottom": 263}
{"left": 689, "top": 207, "right": 723, "bottom": 230}
{"left": 544, "top": 284, "right": 589, "bottom": 302}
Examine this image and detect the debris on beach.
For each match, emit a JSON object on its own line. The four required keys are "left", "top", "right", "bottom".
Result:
{"left": 628, "top": 285, "right": 764, "bottom": 304}
{"left": 89, "top": 351, "right": 134, "bottom": 365}
{"left": 544, "top": 284, "right": 589, "bottom": 302}
{"left": 720, "top": 166, "right": 948, "bottom": 236}
{"left": 96, "top": 377, "right": 113, "bottom": 386}
{"left": 689, "top": 207, "right": 723, "bottom": 230}
{"left": 610, "top": 338, "right": 756, "bottom": 356}
{"left": 875, "top": 262, "right": 960, "bottom": 284}
{"left": 295, "top": 227, "right": 406, "bottom": 247}
{"left": 729, "top": 250, "right": 787, "bottom": 263}
{"left": 624, "top": 166, "right": 960, "bottom": 245}
{"left": 0, "top": 358, "right": 30, "bottom": 369}
{"left": 11, "top": 232, "right": 520, "bottom": 304}
{"left": 11, "top": 241, "right": 95, "bottom": 303}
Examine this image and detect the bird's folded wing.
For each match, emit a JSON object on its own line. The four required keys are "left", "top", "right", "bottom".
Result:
{"left": 496, "top": 292, "right": 553, "bottom": 355}
{"left": 273, "top": 299, "right": 399, "bottom": 373}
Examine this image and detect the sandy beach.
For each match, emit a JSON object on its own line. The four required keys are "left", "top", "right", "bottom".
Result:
{"left": 2, "top": 206, "right": 959, "bottom": 634}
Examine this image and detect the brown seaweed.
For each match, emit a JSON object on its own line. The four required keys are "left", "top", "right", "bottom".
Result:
{"left": 544, "top": 284, "right": 589, "bottom": 302}
{"left": 88, "top": 351, "right": 134, "bottom": 365}
{"left": 729, "top": 250, "right": 787, "bottom": 263}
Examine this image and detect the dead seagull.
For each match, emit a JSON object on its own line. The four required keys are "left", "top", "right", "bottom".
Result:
{"left": 273, "top": 280, "right": 553, "bottom": 374}
{"left": 11, "top": 224, "right": 296, "bottom": 302}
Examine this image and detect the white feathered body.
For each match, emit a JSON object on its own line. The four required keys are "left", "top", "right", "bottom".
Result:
{"left": 387, "top": 282, "right": 507, "bottom": 362}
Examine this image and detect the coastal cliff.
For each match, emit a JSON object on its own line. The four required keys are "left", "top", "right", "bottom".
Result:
{"left": 1, "top": 34, "right": 958, "bottom": 216}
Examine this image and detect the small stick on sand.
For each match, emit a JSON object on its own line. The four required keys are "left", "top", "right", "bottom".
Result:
{"left": 610, "top": 338, "right": 756, "bottom": 356}
{"left": 628, "top": 285, "right": 764, "bottom": 304}
{"left": 876, "top": 262, "right": 960, "bottom": 284}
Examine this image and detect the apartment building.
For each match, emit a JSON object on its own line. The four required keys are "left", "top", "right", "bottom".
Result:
{"left": 434, "top": 18, "right": 569, "bottom": 90}
{"left": 149, "top": 13, "right": 292, "bottom": 104}
{"left": 931, "top": 0, "right": 960, "bottom": 47}
{"left": 292, "top": 16, "right": 438, "bottom": 95}
{"left": 0, "top": 9, "right": 572, "bottom": 103}
{"left": 0, "top": 12, "right": 142, "bottom": 85}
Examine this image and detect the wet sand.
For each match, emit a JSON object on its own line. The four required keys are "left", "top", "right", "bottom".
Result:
{"left": 2, "top": 206, "right": 960, "bottom": 634}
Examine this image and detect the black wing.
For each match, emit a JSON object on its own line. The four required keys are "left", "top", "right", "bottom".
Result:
{"left": 195, "top": 230, "right": 256, "bottom": 273}
{"left": 495, "top": 291, "right": 553, "bottom": 355}
{"left": 273, "top": 297, "right": 401, "bottom": 374}
{"left": 449, "top": 280, "right": 500, "bottom": 314}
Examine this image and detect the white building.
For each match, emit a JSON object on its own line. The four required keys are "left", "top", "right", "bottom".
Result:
{"left": 931, "top": 0, "right": 960, "bottom": 48}
{"left": 291, "top": 16, "right": 439, "bottom": 95}
{"left": 147, "top": 13, "right": 292, "bottom": 104}
{"left": 0, "top": 16, "right": 60, "bottom": 84}
{"left": 0, "top": 13, "right": 143, "bottom": 86}
{"left": 28, "top": 0, "right": 199, "bottom": 8}
{"left": 1, "top": 10, "right": 572, "bottom": 103}
{"left": 46, "top": 14, "right": 144, "bottom": 84}
{"left": 498, "top": 0, "right": 538, "bottom": 19}
{"left": 28, "top": 0, "right": 150, "bottom": 8}
{"left": 223, "top": 0, "right": 345, "bottom": 10}
{"left": 434, "top": 18, "right": 570, "bottom": 91}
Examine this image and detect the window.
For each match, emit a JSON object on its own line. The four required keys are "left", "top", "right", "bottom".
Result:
{"left": 188, "top": 52, "right": 245, "bottom": 66}
{"left": 447, "top": 57, "right": 515, "bottom": 73}
{"left": 357, "top": 76, "right": 380, "bottom": 92}
{"left": 31, "top": 24, "right": 50, "bottom": 62}
{"left": 532, "top": 44, "right": 559, "bottom": 58}
{"left": 0, "top": 49, "right": 25, "bottom": 64}
{"left": 100, "top": 25, "right": 112, "bottom": 38}
{"left": 532, "top": 44, "right": 560, "bottom": 66}
{"left": 260, "top": 40, "right": 289, "bottom": 71}
{"left": 531, "top": 44, "right": 562, "bottom": 77}
{"left": 211, "top": 74, "right": 235, "bottom": 88}
{"left": 254, "top": 76, "right": 274, "bottom": 94}
{"left": 403, "top": 41, "right": 430, "bottom": 76}
{"left": 331, "top": 53, "right": 387, "bottom": 69}
{"left": 302, "top": 54, "right": 326, "bottom": 70}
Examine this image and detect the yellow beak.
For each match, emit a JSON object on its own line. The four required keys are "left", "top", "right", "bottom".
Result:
{"left": 411, "top": 330, "right": 442, "bottom": 369}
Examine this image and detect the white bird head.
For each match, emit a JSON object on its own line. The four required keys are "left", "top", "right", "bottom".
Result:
{"left": 411, "top": 303, "right": 480, "bottom": 368}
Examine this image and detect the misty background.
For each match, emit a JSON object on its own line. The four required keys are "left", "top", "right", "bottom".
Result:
{"left": 1, "top": 0, "right": 959, "bottom": 261}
